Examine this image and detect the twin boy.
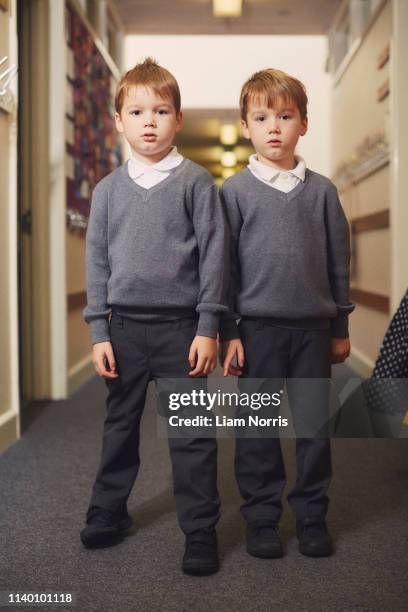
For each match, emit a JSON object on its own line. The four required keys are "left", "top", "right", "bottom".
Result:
{"left": 81, "top": 58, "right": 353, "bottom": 576}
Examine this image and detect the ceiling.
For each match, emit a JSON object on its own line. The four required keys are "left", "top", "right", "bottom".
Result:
{"left": 111, "top": 0, "right": 342, "bottom": 35}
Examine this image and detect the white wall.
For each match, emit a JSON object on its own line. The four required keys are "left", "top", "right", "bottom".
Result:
{"left": 124, "top": 35, "right": 331, "bottom": 176}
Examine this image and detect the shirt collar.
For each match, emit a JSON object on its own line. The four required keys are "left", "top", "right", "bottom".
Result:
{"left": 128, "top": 146, "right": 183, "bottom": 179}
{"left": 248, "top": 154, "right": 307, "bottom": 182}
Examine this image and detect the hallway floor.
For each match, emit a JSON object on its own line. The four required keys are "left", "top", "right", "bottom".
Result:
{"left": 1, "top": 370, "right": 407, "bottom": 612}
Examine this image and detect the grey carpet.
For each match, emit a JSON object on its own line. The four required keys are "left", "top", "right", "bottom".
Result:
{"left": 1, "top": 366, "right": 407, "bottom": 612}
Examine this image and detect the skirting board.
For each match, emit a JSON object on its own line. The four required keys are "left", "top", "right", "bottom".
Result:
{"left": 0, "top": 412, "right": 19, "bottom": 454}
{"left": 68, "top": 353, "right": 95, "bottom": 396}
{"left": 346, "top": 347, "right": 374, "bottom": 378}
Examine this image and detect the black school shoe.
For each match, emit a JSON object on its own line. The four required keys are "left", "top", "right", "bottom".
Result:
{"left": 246, "top": 525, "right": 283, "bottom": 559}
{"left": 296, "top": 518, "right": 333, "bottom": 557}
{"left": 182, "top": 530, "right": 219, "bottom": 576}
{"left": 80, "top": 506, "right": 133, "bottom": 549}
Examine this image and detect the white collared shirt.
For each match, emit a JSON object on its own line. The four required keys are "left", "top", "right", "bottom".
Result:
{"left": 248, "top": 154, "right": 307, "bottom": 193}
{"left": 128, "top": 146, "right": 184, "bottom": 189}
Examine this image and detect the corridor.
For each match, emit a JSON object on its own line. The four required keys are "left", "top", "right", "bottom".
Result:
{"left": 1, "top": 1, "right": 408, "bottom": 610}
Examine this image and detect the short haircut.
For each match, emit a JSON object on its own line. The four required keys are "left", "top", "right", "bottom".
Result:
{"left": 115, "top": 57, "right": 181, "bottom": 115}
{"left": 240, "top": 68, "right": 308, "bottom": 121}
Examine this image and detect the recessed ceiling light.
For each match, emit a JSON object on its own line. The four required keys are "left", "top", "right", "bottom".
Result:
{"left": 221, "top": 151, "right": 237, "bottom": 167}
{"left": 220, "top": 124, "right": 238, "bottom": 145}
{"left": 222, "top": 168, "right": 235, "bottom": 179}
{"left": 213, "top": 0, "right": 243, "bottom": 18}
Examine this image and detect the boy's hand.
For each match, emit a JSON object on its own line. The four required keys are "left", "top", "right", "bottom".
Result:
{"left": 331, "top": 338, "right": 351, "bottom": 364}
{"left": 220, "top": 339, "right": 245, "bottom": 377}
{"left": 189, "top": 336, "right": 217, "bottom": 377}
{"left": 92, "top": 341, "right": 119, "bottom": 379}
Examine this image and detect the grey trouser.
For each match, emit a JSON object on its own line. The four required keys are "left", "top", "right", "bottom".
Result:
{"left": 88, "top": 311, "right": 219, "bottom": 534}
{"left": 236, "top": 318, "right": 332, "bottom": 524}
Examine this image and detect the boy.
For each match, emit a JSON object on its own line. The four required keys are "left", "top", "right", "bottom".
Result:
{"left": 220, "top": 68, "right": 354, "bottom": 558}
{"left": 81, "top": 58, "right": 228, "bottom": 576}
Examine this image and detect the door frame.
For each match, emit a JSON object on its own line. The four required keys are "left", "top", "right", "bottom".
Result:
{"left": 18, "top": 0, "right": 67, "bottom": 408}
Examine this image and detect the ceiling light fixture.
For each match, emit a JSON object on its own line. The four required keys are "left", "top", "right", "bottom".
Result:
{"left": 213, "top": 0, "right": 243, "bottom": 18}
{"left": 220, "top": 124, "right": 238, "bottom": 146}
{"left": 222, "top": 168, "right": 235, "bottom": 180}
{"left": 221, "top": 150, "right": 237, "bottom": 168}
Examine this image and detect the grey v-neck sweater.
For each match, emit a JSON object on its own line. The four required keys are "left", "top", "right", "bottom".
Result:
{"left": 219, "top": 168, "right": 354, "bottom": 340}
{"left": 83, "top": 159, "right": 229, "bottom": 343}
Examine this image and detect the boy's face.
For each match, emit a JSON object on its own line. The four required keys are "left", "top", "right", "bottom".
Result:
{"left": 242, "top": 96, "right": 308, "bottom": 170}
{"left": 115, "top": 85, "right": 183, "bottom": 164}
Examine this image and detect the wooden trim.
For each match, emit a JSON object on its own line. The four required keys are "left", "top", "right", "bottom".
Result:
{"left": 67, "top": 0, "right": 121, "bottom": 80}
{"left": 333, "top": 0, "right": 388, "bottom": 85}
{"left": 337, "top": 155, "right": 390, "bottom": 192}
{"left": 68, "top": 355, "right": 95, "bottom": 396}
{"left": 377, "top": 79, "right": 390, "bottom": 102}
{"left": 107, "top": 0, "right": 125, "bottom": 31}
{"left": 68, "top": 291, "right": 86, "bottom": 312}
{"left": 350, "top": 288, "right": 389, "bottom": 313}
{"left": 330, "top": 0, "right": 349, "bottom": 32}
{"left": 351, "top": 209, "right": 389, "bottom": 233}
{"left": 391, "top": 0, "right": 408, "bottom": 311}
{"left": 352, "top": 155, "right": 389, "bottom": 185}
{"left": 0, "top": 414, "right": 18, "bottom": 454}
{"left": 377, "top": 43, "right": 390, "bottom": 69}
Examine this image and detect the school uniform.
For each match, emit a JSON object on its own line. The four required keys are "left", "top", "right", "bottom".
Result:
{"left": 83, "top": 149, "right": 228, "bottom": 534}
{"left": 220, "top": 154, "right": 354, "bottom": 524}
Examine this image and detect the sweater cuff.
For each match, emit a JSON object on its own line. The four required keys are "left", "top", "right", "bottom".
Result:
{"left": 196, "top": 311, "right": 220, "bottom": 338}
{"left": 90, "top": 318, "right": 111, "bottom": 344}
{"left": 330, "top": 314, "right": 349, "bottom": 339}
{"left": 219, "top": 318, "right": 240, "bottom": 342}
{"left": 331, "top": 302, "right": 355, "bottom": 338}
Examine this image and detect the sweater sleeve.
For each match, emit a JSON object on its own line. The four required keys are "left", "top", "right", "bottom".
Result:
{"left": 192, "top": 180, "right": 229, "bottom": 338}
{"left": 83, "top": 181, "right": 112, "bottom": 344}
{"left": 325, "top": 183, "right": 355, "bottom": 338}
{"left": 218, "top": 184, "right": 242, "bottom": 342}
